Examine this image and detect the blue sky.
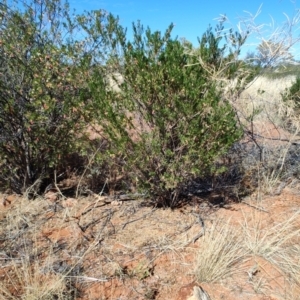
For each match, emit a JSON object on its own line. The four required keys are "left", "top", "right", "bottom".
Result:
{"left": 69, "top": 0, "right": 300, "bottom": 57}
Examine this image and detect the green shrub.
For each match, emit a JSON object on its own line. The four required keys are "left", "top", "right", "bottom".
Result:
{"left": 90, "top": 22, "right": 244, "bottom": 207}
{"left": 283, "top": 76, "right": 300, "bottom": 104}
{"left": 0, "top": 0, "right": 250, "bottom": 202}
{"left": 0, "top": 0, "right": 121, "bottom": 194}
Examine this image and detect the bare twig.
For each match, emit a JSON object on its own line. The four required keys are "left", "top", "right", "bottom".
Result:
{"left": 242, "top": 200, "right": 269, "bottom": 213}
{"left": 75, "top": 141, "right": 105, "bottom": 198}
{"left": 54, "top": 170, "right": 66, "bottom": 199}
{"left": 121, "top": 209, "right": 156, "bottom": 230}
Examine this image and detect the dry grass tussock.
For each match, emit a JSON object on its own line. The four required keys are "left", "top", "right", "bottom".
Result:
{"left": 194, "top": 219, "right": 247, "bottom": 283}
{"left": 241, "top": 208, "right": 300, "bottom": 260}
{"left": 194, "top": 208, "right": 300, "bottom": 297}
{"left": 0, "top": 250, "right": 74, "bottom": 300}
{"left": 0, "top": 196, "right": 105, "bottom": 300}
{"left": 240, "top": 206, "right": 300, "bottom": 299}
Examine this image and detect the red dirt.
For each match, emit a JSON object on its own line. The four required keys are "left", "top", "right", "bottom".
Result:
{"left": 1, "top": 187, "right": 300, "bottom": 299}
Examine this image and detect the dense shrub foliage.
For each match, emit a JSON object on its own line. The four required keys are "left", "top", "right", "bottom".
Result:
{"left": 0, "top": 0, "right": 121, "bottom": 193}
{"left": 1, "top": 0, "right": 249, "bottom": 205}
{"left": 90, "top": 23, "right": 244, "bottom": 206}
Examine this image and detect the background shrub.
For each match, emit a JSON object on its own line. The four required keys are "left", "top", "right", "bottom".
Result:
{"left": 282, "top": 76, "right": 300, "bottom": 111}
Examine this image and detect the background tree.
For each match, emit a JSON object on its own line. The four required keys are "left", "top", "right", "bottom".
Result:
{"left": 256, "top": 40, "right": 294, "bottom": 67}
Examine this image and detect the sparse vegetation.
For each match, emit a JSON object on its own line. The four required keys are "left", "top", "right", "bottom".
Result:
{"left": 2, "top": 0, "right": 300, "bottom": 299}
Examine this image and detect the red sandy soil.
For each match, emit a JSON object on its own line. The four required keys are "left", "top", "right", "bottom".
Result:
{"left": 1, "top": 185, "right": 300, "bottom": 299}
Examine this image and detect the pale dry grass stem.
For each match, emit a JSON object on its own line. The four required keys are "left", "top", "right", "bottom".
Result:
{"left": 241, "top": 209, "right": 300, "bottom": 260}
{"left": 195, "top": 219, "right": 247, "bottom": 283}
{"left": 0, "top": 227, "right": 103, "bottom": 300}
{"left": 0, "top": 195, "right": 106, "bottom": 299}
{"left": 250, "top": 275, "right": 269, "bottom": 295}
{"left": 271, "top": 243, "right": 300, "bottom": 287}
{"left": 0, "top": 247, "right": 74, "bottom": 300}
{"left": 280, "top": 281, "right": 300, "bottom": 300}
{"left": 258, "top": 143, "right": 297, "bottom": 195}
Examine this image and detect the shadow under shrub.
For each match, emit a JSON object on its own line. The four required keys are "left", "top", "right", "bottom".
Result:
{"left": 229, "top": 138, "right": 300, "bottom": 197}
